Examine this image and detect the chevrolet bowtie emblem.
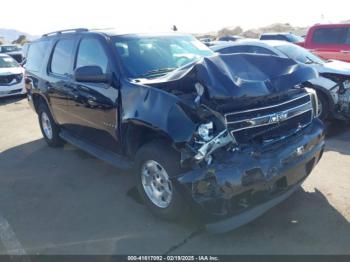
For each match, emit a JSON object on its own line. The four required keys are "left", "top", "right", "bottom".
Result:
{"left": 269, "top": 112, "right": 288, "bottom": 124}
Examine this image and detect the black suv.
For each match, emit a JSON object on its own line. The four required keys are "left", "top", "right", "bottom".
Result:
{"left": 25, "top": 28, "right": 325, "bottom": 233}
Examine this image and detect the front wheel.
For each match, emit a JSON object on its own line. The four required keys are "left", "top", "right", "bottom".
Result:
{"left": 135, "top": 140, "right": 188, "bottom": 221}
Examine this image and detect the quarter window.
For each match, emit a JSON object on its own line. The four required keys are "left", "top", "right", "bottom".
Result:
{"left": 50, "top": 39, "right": 75, "bottom": 75}
{"left": 76, "top": 38, "right": 108, "bottom": 73}
{"left": 220, "top": 46, "right": 250, "bottom": 54}
{"left": 249, "top": 46, "right": 276, "bottom": 55}
{"left": 26, "top": 41, "right": 50, "bottom": 72}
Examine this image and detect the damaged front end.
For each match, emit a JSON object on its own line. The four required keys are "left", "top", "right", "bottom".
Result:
{"left": 125, "top": 54, "right": 325, "bottom": 232}
{"left": 155, "top": 54, "right": 321, "bottom": 167}
{"left": 317, "top": 73, "right": 350, "bottom": 119}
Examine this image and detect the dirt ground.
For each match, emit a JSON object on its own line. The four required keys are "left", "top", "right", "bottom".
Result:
{"left": 0, "top": 96, "right": 349, "bottom": 255}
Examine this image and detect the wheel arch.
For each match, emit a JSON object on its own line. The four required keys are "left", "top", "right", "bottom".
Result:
{"left": 32, "top": 93, "right": 59, "bottom": 123}
{"left": 304, "top": 81, "right": 336, "bottom": 113}
{"left": 122, "top": 121, "right": 176, "bottom": 160}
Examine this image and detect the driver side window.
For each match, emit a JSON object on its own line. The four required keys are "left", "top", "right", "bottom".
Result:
{"left": 76, "top": 38, "right": 108, "bottom": 73}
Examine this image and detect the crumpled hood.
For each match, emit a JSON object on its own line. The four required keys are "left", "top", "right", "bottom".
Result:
{"left": 139, "top": 54, "right": 318, "bottom": 100}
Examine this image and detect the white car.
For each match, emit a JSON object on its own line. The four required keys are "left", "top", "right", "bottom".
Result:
{"left": 0, "top": 54, "right": 25, "bottom": 98}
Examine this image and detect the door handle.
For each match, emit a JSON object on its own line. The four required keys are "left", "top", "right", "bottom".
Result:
{"left": 340, "top": 50, "right": 350, "bottom": 53}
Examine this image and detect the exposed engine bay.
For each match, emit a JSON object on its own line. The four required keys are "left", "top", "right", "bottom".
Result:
{"left": 330, "top": 78, "right": 350, "bottom": 116}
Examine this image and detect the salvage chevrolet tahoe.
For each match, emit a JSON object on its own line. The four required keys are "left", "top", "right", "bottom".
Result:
{"left": 25, "top": 28, "right": 325, "bottom": 233}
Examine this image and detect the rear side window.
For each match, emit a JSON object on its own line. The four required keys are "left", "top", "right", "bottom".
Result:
{"left": 219, "top": 45, "right": 251, "bottom": 54}
{"left": 26, "top": 41, "right": 49, "bottom": 72}
{"left": 75, "top": 38, "right": 108, "bottom": 73}
{"left": 249, "top": 46, "right": 276, "bottom": 55}
{"left": 219, "top": 45, "right": 276, "bottom": 55}
{"left": 261, "top": 35, "right": 286, "bottom": 41}
{"left": 50, "top": 39, "right": 75, "bottom": 75}
{"left": 312, "top": 28, "right": 349, "bottom": 44}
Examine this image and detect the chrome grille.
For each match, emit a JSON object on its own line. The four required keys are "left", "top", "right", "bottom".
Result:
{"left": 225, "top": 93, "right": 313, "bottom": 144}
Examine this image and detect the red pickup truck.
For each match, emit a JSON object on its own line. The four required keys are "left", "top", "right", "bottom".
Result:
{"left": 298, "top": 24, "right": 350, "bottom": 63}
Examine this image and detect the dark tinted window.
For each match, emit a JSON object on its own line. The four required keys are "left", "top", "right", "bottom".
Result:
{"left": 218, "top": 45, "right": 276, "bottom": 55}
{"left": 312, "top": 28, "right": 349, "bottom": 44}
{"left": 26, "top": 41, "right": 50, "bottom": 72}
{"left": 50, "top": 39, "right": 75, "bottom": 75}
{"left": 260, "top": 35, "right": 286, "bottom": 41}
{"left": 275, "top": 44, "right": 325, "bottom": 64}
{"left": 219, "top": 45, "right": 250, "bottom": 54}
{"left": 249, "top": 46, "right": 276, "bottom": 55}
{"left": 76, "top": 38, "right": 108, "bottom": 73}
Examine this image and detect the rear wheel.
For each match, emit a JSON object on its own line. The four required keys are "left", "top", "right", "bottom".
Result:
{"left": 38, "top": 103, "right": 64, "bottom": 147}
{"left": 135, "top": 140, "right": 188, "bottom": 220}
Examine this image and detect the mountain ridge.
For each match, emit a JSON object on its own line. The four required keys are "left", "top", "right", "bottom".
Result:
{"left": 0, "top": 28, "right": 38, "bottom": 43}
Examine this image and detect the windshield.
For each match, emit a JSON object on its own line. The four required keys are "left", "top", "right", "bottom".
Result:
{"left": 1, "top": 45, "right": 21, "bottom": 53}
{"left": 275, "top": 44, "right": 325, "bottom": 65}
{"left": 112, "top": 35, "right": 214, "bottom": 78}
{"left": 0, "top": 56, "right": 19, "bottom": 68}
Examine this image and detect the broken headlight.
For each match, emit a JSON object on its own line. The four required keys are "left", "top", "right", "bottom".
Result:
{"left": 194, "top": 130, "right": 235, "bottom": 162}
{"left": 197, "top": 122, "right": 214, "bottom": 142}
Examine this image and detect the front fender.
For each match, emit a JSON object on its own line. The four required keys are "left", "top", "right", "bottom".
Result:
{"left": 120, "top": 81, "right": 199, "bottom": 144}
{"left": 307, "top": 76, "right": 338, "bottom": 110}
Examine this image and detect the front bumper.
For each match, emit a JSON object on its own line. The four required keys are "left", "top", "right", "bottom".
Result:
{"left": 176, "top": 118, "right": 325, "bottom": 233}
{"left": 0, "top": 81, "right": 26, "bottom": 98}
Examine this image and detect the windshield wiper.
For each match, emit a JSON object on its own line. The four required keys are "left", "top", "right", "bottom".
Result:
{"left": 305, "top": 56, "right": 323, "bottom": 65}
{"left": 305, "top": 56, "right": 315, "bottom": 64}
{"left": 140, "top": 67, "right": 176, "bottom": 78}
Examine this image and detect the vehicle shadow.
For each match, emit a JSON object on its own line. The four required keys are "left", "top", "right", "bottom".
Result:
{"left": 324, "top": 120, "right": 350, "bottom": 155}
{"left": 0, "top": 95, "right": 26, "bottom": 106}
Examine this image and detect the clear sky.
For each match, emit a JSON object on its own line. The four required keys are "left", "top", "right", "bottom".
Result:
{"left": 2, "top": 0, "right": 349, "bottom": 35}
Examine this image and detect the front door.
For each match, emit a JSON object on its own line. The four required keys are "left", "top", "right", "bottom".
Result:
{"left": 66, "top": 36, "right": 120, "bottom": 152}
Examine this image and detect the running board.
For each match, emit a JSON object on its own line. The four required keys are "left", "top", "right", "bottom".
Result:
{"left": 59, "top": 130, "right": 133, "bottom": 170}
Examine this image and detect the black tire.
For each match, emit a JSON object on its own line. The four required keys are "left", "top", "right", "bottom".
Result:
{"left": 38, "top": 103, "right": 64, "bottom": 147}
{"left": 135, "top": 140, "right": 189, "bottom": 221}
{"left": 317, "top": 92, "right": 330, "bottom": 121}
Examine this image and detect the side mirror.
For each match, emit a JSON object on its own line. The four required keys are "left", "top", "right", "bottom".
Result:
{"left": 74, "top": 66, "right": 110, "bottom": 83}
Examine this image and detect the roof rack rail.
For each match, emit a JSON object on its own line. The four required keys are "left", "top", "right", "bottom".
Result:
{"left": 42, "top": 28, "right": 88, "bottom": 37}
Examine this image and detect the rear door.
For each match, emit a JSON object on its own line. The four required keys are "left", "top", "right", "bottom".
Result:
{"left": 67, "top": 36, "right": 120, "bottom": 152}
{"left": 309, "top": 27, "right": 350, "bottom": 62}
{"left": 45, "top": 37, "right": 77, "bottom": 126}
{"left": 25, "top": 40, "right": 51, "bottom": 99}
